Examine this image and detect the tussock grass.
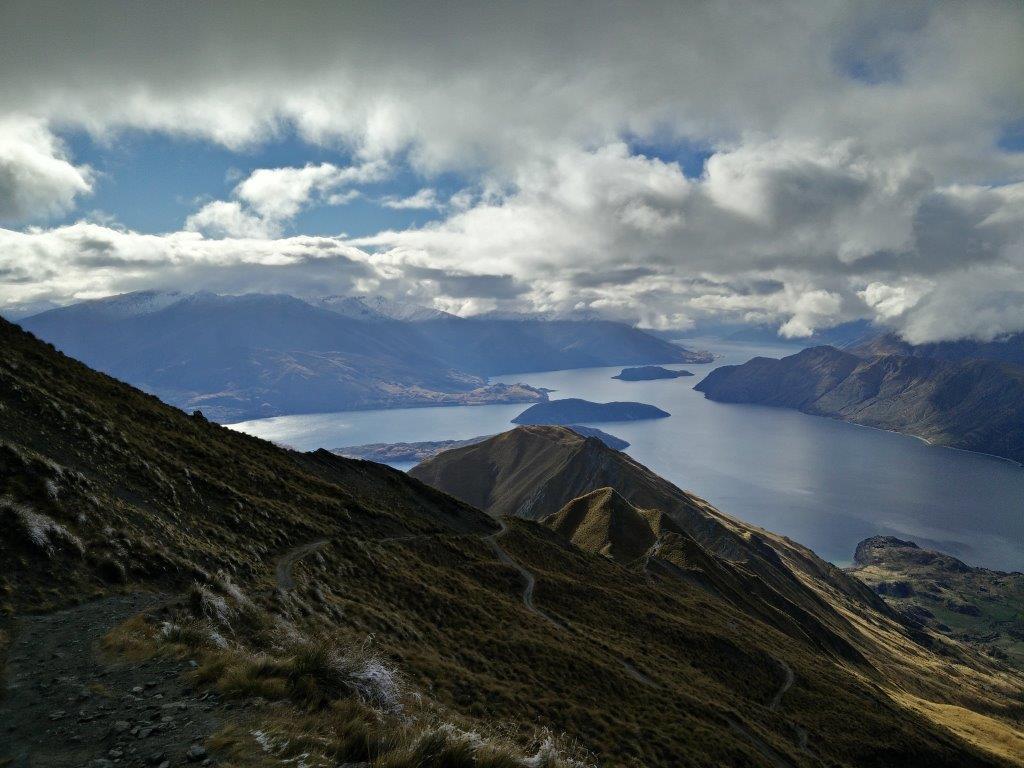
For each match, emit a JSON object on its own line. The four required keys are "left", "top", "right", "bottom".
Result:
{"left": 101, "top": 614, "right": 160, "bottom": 661}
{"left": 208, "top": 707, "right": 588, "bottom": 768}
{"left": 192, "top": 635, "right": 405, "bottom": 713}
{"left": 0, "top": 496, "right": 83, "bottom": 557}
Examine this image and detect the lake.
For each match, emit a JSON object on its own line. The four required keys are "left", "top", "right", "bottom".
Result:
{"left": 228, "top": 339, "right": 1024, "bottom": 571}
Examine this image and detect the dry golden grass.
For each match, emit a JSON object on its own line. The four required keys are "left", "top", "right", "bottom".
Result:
{"left": 893, "top": 691, "right": 1024, "bottom": 765}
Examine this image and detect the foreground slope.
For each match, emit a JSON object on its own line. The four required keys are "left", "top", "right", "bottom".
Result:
{"left": 413, "top": 425, "right": 1024, "bottom": 762}
{"left": 1, "top": 319, "right": 1021, "bottom": 766}
{"left": 694, "top": 346, "right": 1024, "bottom": 463}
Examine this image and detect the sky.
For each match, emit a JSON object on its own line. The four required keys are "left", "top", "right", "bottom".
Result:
{"left": 1, "top": 1, "right": 1022, "bottom": 342}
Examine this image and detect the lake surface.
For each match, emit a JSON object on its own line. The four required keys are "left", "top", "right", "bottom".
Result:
{"left": 229, "top": 339, "right": 1024, "bottom": 571}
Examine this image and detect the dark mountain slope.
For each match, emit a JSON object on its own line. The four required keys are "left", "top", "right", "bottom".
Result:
{"left": 541, "top": 488, "right": 879, "bottom": 662}
{"left": 1, "top": 318, "right": 1020, "bottom": 767}
{"left": 412, "top": 425, "right": 1024, "bottom": 762}
{"left": 410, "top": 426, "right": 890, "bottom": 654}
{"left": 695, "top": 346, "right": 1024, "bottom": 462}
{"left": 409, "top": 425, "right": 872, "bottom": 598}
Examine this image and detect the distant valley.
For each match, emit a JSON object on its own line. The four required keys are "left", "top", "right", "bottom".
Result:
{"left": 19, "top": 291, "right": 708, "bottom": 422}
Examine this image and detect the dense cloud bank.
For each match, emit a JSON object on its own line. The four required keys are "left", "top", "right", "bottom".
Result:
{"left": 1, "top": 1, "right": 1022, "bottom": 341}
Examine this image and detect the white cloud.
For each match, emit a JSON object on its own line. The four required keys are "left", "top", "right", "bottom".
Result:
{"left": 381, "top": 188, "right": 441, "bottom": 210}
{"left": 0, "top": 2, "right": 1023, "bottom": 340}
{"left": 187, "top": 160, "right": 386, "bottom": 238}
{"left": 0, "top": 221, "right": 379, "bottom": 307}
{"left": 858, "top": 281, "right": 928, "bottom": 320}
{"left": 185, "top": 200, "right": 279, "bottom": 239}
{"left": 236, "top": 161, "right": 386, "bottom": 220}
{"left": 0, "top": 118, "right": 92, "bottom": 223}
{"left": 326, "top": 189, "right": 362, "bottom": 206}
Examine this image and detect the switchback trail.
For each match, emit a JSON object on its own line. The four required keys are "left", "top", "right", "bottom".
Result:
{"left": 274, "top": 524, "right": 803, "bottom": 766}
{"left": 770, "top": 659, "right": 794, "bottom": 711}
{"left": 483, "top": 519, "right": 565, "bottom": 631}
{"left": 483, "top": 519, "right": 657, "bottom": 688}
{"left": 275, "top": 538, "right": 330, "bottom": 591}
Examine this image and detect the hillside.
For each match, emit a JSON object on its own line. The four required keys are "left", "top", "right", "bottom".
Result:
{"left": 2, "top": 319, "right": 1023, "bottom": 766}
{"left": 410, "top": 426, "right": 893, "bottom": 647}
{"left": 410, "top": 425, "right": 1024, "bottom": 762}
{"left": 694, "top": 346, "right": 1024, "bottom": 463}
{"left": 849, "top": 536, "right": 1024, "bottom": 670}
{"left": 19, "top": 291, "right": 708, "bottom": 421}
{"left": 19, "top": 291, "right": 543, "bottom": 422}
{"left": 542, "top": 487, "right": 677, "bottom": 565}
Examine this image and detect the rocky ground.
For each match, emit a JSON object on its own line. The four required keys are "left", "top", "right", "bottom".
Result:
{"left": 0, "top": 594, "right": 222, "bottom": 768}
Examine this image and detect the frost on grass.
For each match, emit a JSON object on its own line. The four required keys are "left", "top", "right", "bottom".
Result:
{"left": 189, "top": 584, "right": 234, "bottom": 626}
{"left": 283, "top": 637, "right": 407, "bottom": 715}
{"left": 348, "top": 654, "right": 404, "bottom": 714}
{"left": 1, "top": 497, "right": 83, "bottom": 556}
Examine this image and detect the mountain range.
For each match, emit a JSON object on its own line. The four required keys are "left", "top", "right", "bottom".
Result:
{"left": 695, "top": 344, "right": 1024, "bottom": 464}
{"left": 851, "top": 331, "right": 1024, "bottom": 367}
{"left": 2, "top": 315, "right": 1022, "bottom": 765}
{"left": 19, "top": 291, "right": 708, "bottom": 422}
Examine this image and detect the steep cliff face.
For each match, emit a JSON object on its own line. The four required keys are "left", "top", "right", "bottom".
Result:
{"left": 695, "top": 346, "right": 1024, "bottom": 462}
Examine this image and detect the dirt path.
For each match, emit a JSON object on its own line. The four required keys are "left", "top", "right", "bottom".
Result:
{"left": 769, "top": 659, "right": 794, "bottom": 711}
{"left": 483, "top": 520, "right": 565, "bottom": 631}
{"left": 275, "top": 539, "right": 330, "bottom": 591}
{"left": 0, "top": 593, "right": 220, "bottom": 768}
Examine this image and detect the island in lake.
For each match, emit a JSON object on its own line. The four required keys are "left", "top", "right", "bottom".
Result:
{"left": 511, "top": 397, "right": 670, "bottom": 424}
{"left": 612, "top": 365, "right": 694, "bottom": 381}
{"left": 335, "top": 425, "right": 629, "bottom": 463}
